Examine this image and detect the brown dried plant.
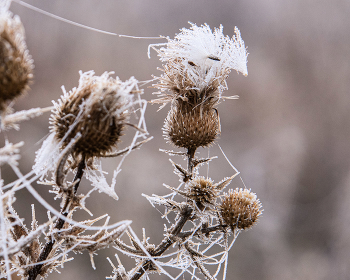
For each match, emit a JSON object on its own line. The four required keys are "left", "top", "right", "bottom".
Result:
{"left": 106, "top": 23, "right": 262, "bottom": 280}
{"left": 0, "top": 4, "right": 262, "bottom": 280}
{"left": 0, "top": 9, "right": 33, "bottom": 110}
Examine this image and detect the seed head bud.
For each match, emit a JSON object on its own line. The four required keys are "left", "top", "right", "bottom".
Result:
{"left": 163, "top": 99, "right": 220, "bottom": 150}
{"left": 0, "top": 11, "right": 33, "bottom": 110}
{"left": 220, "top": 188, "right": 262, "bottom": 230}
{"left": 50, "top": 71, "right": 137, "bottom": 160}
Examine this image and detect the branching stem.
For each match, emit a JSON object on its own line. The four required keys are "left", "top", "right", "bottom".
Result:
{"left": 27, "top": 157, "right": 86, "bottom": 280}
{"left": 128, "top": 149, "right": 199, "bottom": 280}
{"left": 178, "top": 224, "right": 228, "bottom": 239}
{"left": 130, "top": 205, "right": 193, "bottom": 280}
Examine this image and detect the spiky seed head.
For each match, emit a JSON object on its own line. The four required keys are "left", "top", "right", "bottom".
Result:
{"left": 152, "top": 58, "right": 225, "bottom": 109}
{"left": 0, "top": 11, "right": 33, "bottom": 110}
{"left": 185, "top": 177, "right": 218, "bottom": 211}
{"left": 220, "top": 188, "right": 262, "bottom": 230}
{"left": 163, "top": 99, "right": 220, "bottom": 150}
{"left": 50, "top": 71, "right": 137, "bottom": 160}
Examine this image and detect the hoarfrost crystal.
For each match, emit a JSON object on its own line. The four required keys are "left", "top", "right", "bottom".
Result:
{"left": 151, "top": 23, "right": 248, "bottom": 108}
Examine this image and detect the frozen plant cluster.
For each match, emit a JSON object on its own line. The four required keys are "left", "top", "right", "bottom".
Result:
{"left": 0, "top": 2, "right": 262, "bottom": 280}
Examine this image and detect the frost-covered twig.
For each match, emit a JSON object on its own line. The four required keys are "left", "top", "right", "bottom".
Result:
{"left": 0, "top": 107, "right": 54, "bottom": 131}
{"left": 0, "top": 141, "right": 23, "bottom": 166}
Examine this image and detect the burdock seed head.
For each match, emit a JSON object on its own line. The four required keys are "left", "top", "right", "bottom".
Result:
{"left": 0, "top": 10, "right": 33, "bottom": 110}
{"left": 163, "top": 98, "right": 220, "bottom": 150}
{"left": 220, "top": 188, "right": 262, "bottom": 231}
{"left": 50, "top": 71, "right": 138, "bottom": 160}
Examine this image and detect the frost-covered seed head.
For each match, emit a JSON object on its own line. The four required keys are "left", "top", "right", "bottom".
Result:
{"left": 220, "top": 188, "right": 262, "bottom": 230}
{"left": 163, "top": 99, "right": 219, "bottom": 150}
{"left": 0, "top": 11, "right": 33, "bottom": 110}
{"left": 50, "top": 71, "right": 137, "bottom": 160}
{"left": 185, "top": 177, "right": 218, "bottom": 211}
{"left": 152, "top": 23, "right": 248, "bottom": 107}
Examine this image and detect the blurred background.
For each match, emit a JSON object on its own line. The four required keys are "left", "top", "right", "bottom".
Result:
{"left": 3, "top": 0, "right": 350, "bottom": 279}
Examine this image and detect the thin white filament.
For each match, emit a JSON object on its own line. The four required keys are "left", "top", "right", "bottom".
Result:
{"left": 12, "top": 0, "right": 163, "bottom": 40}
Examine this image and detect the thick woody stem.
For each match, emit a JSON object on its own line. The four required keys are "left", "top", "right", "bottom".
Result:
{"left": 27, "top": 157, "right": 86, "bottom": 280}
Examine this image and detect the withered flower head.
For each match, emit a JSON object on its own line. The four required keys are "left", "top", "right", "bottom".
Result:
{"left": 50, "top": 71, "right": 137, "bottom": 160}
{"left": 0, "top": 10, "right": 33, "bottom": 110}
{"left": 151, "top": 23, "right": 248, "bottom": 108}
{"left": 220, "top": 188, "right": 262, "bottom": 230}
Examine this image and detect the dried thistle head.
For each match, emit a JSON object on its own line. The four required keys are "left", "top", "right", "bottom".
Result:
{"left": 185, "top": 177, "right": 218, "bottom": 211}
{"left": 170, "top": 175, "right": 234, "bottom": 211}
{"left": 152, "top": 23, "right": 247, "bottom": 151}
{"left": 220, "top": 188, "right": 262, "bottom": 231}
{"left": 163, "top": 99, "right": 220, "bottom": 150}
{"left": 0, "top": 11, "right": 33, "bottom": 110}
{"left": 151, "top": 23, "right": 247, "bottom": 108}
{"left": 50, "top": 71, "right": 138, "bottom": 160}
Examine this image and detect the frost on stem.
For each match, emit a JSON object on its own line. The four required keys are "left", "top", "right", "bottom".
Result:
{"left": 138, "top": 173, "right": 261, "bottom": 280}
{"left": 0, "top": 9, "right": 33, "bottom": 110}
{"left": 1, "top": 106, "right": 53, "bottom": 131}
{"left": 0, "top": 141, "right": 23, "bottom": 166}
{"left": 0, "top": 195, "right": 55, "bottom": 280}
{"left": 140, "top": 169, "right": 263, "bottom": 279}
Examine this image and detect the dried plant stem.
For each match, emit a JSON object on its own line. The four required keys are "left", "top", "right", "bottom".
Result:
{"left": 178, "top": 224, "right": 228, "bottom": 239}
{"left": 7, "top": 215, "right": 27, "bottom": 241}
{"left": 187, "top": 148, "right": 196, "bottom": 176}
{"left": 129, "top": 152, "right": 196, "bottom": 279}
{"left": 55, "top": 149, "right": 71, "bottom": 190}
{"left": 27, "top": 157, "right": 86, "bottom": 280}
{"left": 154, "top": 205, "right": 192, "bottom": 256}
{"left": 73, "top": 158, "right": 86, "bottom": 194}
{"left": 104, "top": 137, "right": 153, "bottom": 158}
{"left": 27, "top": 213, "right": 67, "bottom": 280}
{"left": 130, "top": 205, "right": 193, "bottom": 280}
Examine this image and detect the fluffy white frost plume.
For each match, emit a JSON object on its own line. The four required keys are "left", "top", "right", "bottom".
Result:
{"left": 154, "top": 22, "right": 248, "bottom": 76}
